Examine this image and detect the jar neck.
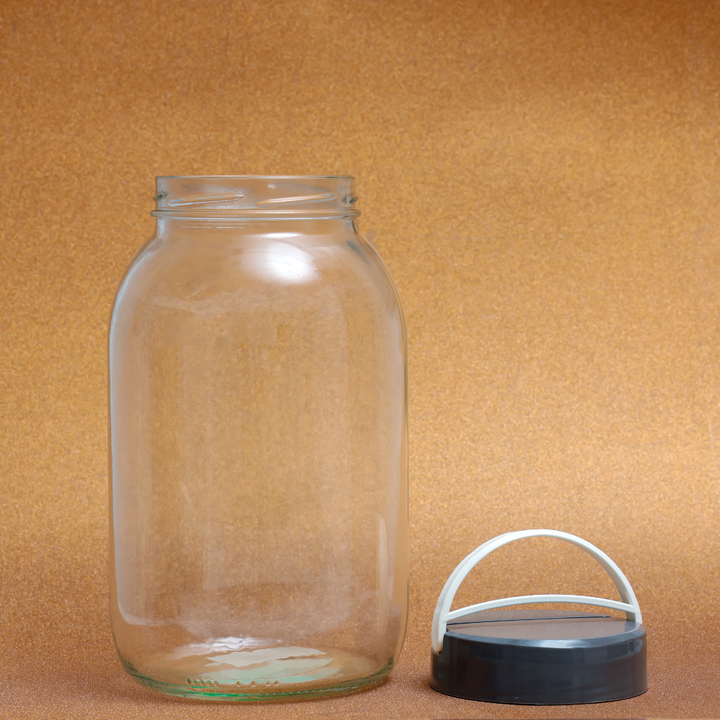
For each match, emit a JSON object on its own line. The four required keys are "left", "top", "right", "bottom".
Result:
{"left": 152, "top": 176, "right": 359, "bottom": 220}
{"left": 154, "top": 216, "right": 359, "bottom": 242}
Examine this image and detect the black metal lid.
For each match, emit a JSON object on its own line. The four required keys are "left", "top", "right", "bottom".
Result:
{"left": 430, "top": 608, "right": 647, "bottom": 705}
{"left": 430, "top": 530, "right": 648, "bottom": 706}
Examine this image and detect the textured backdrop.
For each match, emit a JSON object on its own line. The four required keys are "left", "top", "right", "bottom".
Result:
{"left": 2, "top": 0, "right": 720, "bottom": 717}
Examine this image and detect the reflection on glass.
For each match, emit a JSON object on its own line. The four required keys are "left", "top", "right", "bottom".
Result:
{"left": 241, "top": 241, "right": 317, "bottom": 284}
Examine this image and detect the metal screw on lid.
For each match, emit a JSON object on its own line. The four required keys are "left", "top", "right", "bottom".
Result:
{"left": 430, "top": 530, "right": 648, "bottom": 705}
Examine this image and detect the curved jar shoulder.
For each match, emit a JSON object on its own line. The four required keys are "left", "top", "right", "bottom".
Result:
{"left": 113, "top": 219, "right": 404, "bottom": 342}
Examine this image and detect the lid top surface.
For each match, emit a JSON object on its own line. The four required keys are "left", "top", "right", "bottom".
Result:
{"left": 447, "top": 609, "right": 643, "bottom": 642}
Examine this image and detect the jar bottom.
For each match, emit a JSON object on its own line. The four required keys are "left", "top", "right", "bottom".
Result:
{"left": 118, "top": 645, "right": 393, "bottom": 701}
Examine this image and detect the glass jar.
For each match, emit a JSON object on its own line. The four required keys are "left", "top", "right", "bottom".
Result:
{"left": 109, "top": 176, "right": 408, "bottom": 700}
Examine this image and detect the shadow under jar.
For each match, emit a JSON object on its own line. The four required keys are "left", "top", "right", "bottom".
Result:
{"left": 109, "top": 176, "right": 408, "bottom": 701}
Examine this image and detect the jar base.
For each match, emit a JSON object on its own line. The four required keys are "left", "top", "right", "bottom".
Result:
{"left": 119, "top": 647, "right": 393, "bottom": 702}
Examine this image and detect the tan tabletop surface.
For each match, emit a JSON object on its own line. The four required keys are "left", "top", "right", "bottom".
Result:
{"left": 2, "top": 0, "right": 720, "bottom": 717}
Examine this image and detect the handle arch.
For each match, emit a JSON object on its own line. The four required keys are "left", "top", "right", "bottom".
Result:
{"left": 432, "top": 529, "right": 642, "bottom": 653}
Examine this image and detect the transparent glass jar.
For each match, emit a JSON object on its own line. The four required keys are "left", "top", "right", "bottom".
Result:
{"left": 109, "top": 176, "right": 408, "bottom": 701}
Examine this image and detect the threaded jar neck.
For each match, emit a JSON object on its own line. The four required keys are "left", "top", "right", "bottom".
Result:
{"left": 152, "top": 176, "right": 359, "bottom": 219}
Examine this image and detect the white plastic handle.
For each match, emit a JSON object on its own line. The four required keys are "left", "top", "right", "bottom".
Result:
{"left": 432, "top": 529, "right": 642, "bottom": 653}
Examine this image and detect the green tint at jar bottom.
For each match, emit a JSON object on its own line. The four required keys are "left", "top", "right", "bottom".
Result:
{"left": 120, "top": 645, "right": 394, "bottom": 701}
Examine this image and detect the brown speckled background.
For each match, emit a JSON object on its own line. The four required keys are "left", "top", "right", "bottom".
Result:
{"left": 2, "top": 0, "right": 720, "bottom": 717}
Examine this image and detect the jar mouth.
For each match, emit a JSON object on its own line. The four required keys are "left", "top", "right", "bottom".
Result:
{"left": 156, "top": 175, "right": 355, "bottom": 181}
{"left": 153, "top": 176, "right": 359, "bottom": 218}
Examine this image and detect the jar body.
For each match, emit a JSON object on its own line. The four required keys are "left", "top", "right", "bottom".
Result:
{"left": 109, "top": 177, "right": 408, "bottom": 700}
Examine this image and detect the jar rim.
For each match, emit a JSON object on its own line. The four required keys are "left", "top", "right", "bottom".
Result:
{"left": 153, "top": 176, "right": 358, "bottom": 217}
{"left": 156, "top": 174, "right": 355, "bottom": 181}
